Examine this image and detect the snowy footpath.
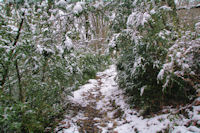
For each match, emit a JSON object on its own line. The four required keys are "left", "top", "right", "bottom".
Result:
{"left": 56, "top": 65, "right": 200, "bottom": 133}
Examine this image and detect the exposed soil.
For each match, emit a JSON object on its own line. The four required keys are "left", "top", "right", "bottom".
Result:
{"left": 57, "top": 73, "right": 121, "bottom": 133}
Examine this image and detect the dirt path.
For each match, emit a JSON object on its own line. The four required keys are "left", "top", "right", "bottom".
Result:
{"left": 56, "top": 65, "right": 124, "bottom": 133}
{"left": 55, "top": 65, "right": 200, "bottom": 133}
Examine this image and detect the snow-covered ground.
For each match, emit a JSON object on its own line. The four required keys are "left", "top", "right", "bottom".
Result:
{"left": 56, "top": 65, "right": 200, "bottom": 133}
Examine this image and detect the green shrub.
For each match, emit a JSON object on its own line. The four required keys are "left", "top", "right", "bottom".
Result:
{"left": 115, "top": 1, "right": 197, "bottom": 115}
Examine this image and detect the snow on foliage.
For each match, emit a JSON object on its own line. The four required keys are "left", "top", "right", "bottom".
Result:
{"left": 158, "top": 29, "right": 171, "bottom": 39}
{"left": 140, "top": 85, "right": 147, "bottom": 96}
{"left": 93, "top": 1, "right": 104, "bottom": 9}
{"left": 195, "top": 22, "right": 200, "bottom": 34}
{"left": 127, "top": 12, "right": 151, "bottom": 27}
{"left": 159, "top": 5, "right": 172, "bottom": 11}
{"left": 115, "top": 0, "right": 199, "bottom": 120}
{"left": 108, "top": 33, "right": 119, "bottom": 48}
{"left": 109, "top": 12, "right": 116, "bottom": 21}
{"left": 64, "top": 35, "right": 73, "bottom": 50}
{"left": 0, "top": 0, "right": 111, "bottom": 132}
{"left": 158, "top": 31, "right": 200, "bottom": 90}
{"left": 56, "top": 0, "right": 67, "bottom": 6}
{"left": 150, "top": 8, "right": 156, "bottom": 15}
{"left": 73, "top": 2, "right": 85, "bottom": 14}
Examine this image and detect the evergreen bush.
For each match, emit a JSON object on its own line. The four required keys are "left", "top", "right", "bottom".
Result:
{"left": 0, "top": 0, "right": 111, "bottom": 132}
{"left": 114, "top": 0, "right": 198, "bottom": 114}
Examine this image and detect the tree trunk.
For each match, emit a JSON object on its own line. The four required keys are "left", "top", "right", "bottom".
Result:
{"left": 84, "top": 13, "right": 89, "bottom": 40}
{"left": 0, "top": 12, "right": 25, "bottom": 90}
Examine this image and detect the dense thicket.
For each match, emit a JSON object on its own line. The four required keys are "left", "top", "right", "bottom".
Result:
{"left": 0, "top": 0, "right": 110, "bottom": 132}
{"left": 111, "top": 0, "right": 200, "bottom": 114}
{"left": 0, "top": 0, "right": 199, "bottom": 131}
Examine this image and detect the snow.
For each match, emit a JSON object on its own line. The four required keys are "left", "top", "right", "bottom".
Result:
{"left": 127, "top": 12, "right": 151, "bottom": 27}
{"left": 70, "top": 81, "right": 97, "bottom": 106}
{"left": 109, "top": 12, "right": 116, "bottom": 21}
{"left": 64, "top": 35, "right": 73, "bottom": 50}
{"left": 73, "top": 2, "right": 84, "bottom": 14}
{"left": 8, "top": 25, "right": 18, "bottom": 32}
{"left": 56, "top": 65, "right": 200, "bottom": 133}
{"left": 56, "top": 0, "right": 67, "bottom": 7}
{"left": 177, "top": 3, "right": 200, "bottom": 10}
{"left": 195, "top": 22, "right": 200, "bottom": 28}
{"left": 127, "top": 12, "right": 138, "bottom": 27}
{"left": 140, "top": 85, "right": 146, "bottom": 96}
{"left": 157, "top": 69, "right": 165, "bottom": 80}
{"left": 49, "top": 14, "right": 55, "bottom": 21}
{"left": 56, "top": 45, "right": 64, "bottom": 54}
{"left": 159, "top": 31, "right": 200, "bottom": 90}
{"left": 173, "top": 126, "right": 192, "bottom": 133}
{"left": 150, "top": 9, "right": 156, "bottom": 15}
{"left": 93, "top": 1, "right": 103, "bottom": 9}
{"left": 159, "top": 5, "right": 172, "bottom": 11}
{"left": 36, "top": 45, "right": 43, "bottom": 53}
{"left": 195, "top": 22, "right": 200, "bottom": 33}
{"left": 108, "top": 33, "right": 119, "bottom": 48}
{"left": 142, "top": 12, "right": 151, "bottom": 25}
{"left": 158, "top": 29, "right": 171, "bottom": 39}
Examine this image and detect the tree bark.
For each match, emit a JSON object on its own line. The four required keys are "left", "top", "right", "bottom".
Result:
{"left": 0, "top": 12, "right": 25, "bottom": 90}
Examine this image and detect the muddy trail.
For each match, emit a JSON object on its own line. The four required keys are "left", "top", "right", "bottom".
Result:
{"left": 56, "top": 66, "right": 123, "bottom": 133}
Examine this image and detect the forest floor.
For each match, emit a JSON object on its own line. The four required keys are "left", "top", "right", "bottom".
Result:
{"left": 55, "top": 65, "right": 200, "bottom": 133}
